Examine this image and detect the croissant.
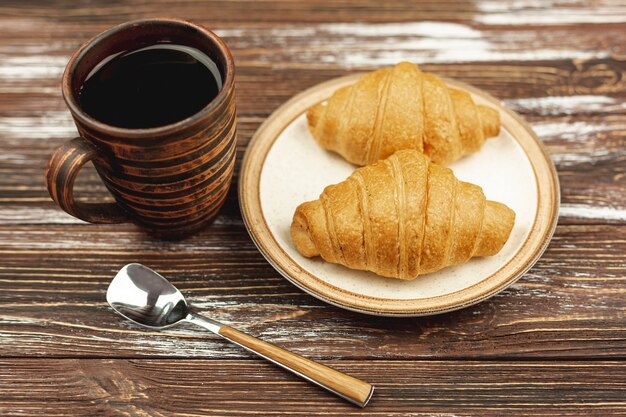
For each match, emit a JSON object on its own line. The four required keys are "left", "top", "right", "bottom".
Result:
{"left": 307, "top": 62, "right": 500, "bottom": 166}
{"left": 291, "top": 150, "right": 515, "bottom": 280}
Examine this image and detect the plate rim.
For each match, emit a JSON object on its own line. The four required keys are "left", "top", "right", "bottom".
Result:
{"left": 239, "top": 73, "right": 560, "bottom": 316}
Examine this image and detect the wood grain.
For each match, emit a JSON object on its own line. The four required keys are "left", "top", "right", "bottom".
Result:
{"left": 0, "top": 0, "right": 625, "bottom": 415}
{"left": 1, "top": 359, "right": 625, "bottom": 416}
{"left": 0, "top": 223, "right": 623, "bottom": 359}
{"left": 1, "top": 0, "right": 625, "bottom": 24}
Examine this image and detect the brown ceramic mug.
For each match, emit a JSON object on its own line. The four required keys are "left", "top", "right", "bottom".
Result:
{"left": 45, "top": 18, "right": 236, "bottom": 237}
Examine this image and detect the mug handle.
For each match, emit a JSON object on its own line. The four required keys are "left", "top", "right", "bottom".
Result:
{"left": 45, "top": 137, "right": 127, "bottom": 224}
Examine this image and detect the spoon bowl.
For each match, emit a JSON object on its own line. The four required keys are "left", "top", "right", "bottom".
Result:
{"left": 106, "top": 263, "right": 189, "bottom": 328}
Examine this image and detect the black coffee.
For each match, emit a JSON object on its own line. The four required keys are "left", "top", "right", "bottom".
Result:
{"left": 79, "top": 43, "right": 221, "bottom": 129}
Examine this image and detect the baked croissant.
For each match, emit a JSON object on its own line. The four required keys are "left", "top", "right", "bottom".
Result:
{"left": 291, "top": 150, "right": 515, "bottom": 280}
{"left": 307, "top": 62, "right": 500, "bottom": 166}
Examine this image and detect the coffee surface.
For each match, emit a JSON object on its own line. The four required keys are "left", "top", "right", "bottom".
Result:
{"left": 79, "top": 43, "right": 221, "bottom": 129}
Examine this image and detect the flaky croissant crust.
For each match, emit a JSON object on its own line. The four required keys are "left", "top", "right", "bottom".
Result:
{"left": 291, "top": 150, "right": 515, "bottom": 280}
{"left": 308, "top": 62, "right": 500, "bottom": 166}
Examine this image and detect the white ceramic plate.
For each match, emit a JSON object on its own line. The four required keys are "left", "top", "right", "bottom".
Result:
{"left": 239, "top": 74, "right": 559, "bottom": 316}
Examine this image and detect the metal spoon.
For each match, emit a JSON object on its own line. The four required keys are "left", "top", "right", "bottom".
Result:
{"left": 106, "top": 263, "right": 374, "bottom": 407}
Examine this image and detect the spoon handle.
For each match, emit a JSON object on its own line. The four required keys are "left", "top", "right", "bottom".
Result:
{"left": 187, "top": 314, "right": 373, "bottom": 407}
{"left": 219, "top": 326, "right": 374, "bottom": 407}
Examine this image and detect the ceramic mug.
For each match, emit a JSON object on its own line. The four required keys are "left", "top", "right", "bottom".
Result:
{"left": 45, "top": 18, "right": 237, "bottom": 237}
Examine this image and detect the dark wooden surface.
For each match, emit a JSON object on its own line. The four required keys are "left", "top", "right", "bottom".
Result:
{"left": 0, "top": 1, "right": 625, "bottom": 416}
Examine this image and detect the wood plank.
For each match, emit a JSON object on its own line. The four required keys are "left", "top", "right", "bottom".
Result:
{"left": 2, "top": 0, "right": 626, "bottom": 24}
{"left": 2, "top": 19, "right": 626, "bottom": 98}
{"left": 0, "top": 224, "right": 623, "bottom": 359}
{"left": 1, "top": 359, "right": 624, "bottom": 416}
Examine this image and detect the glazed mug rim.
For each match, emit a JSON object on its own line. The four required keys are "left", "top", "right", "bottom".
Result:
{"left": 61, "top": 18, "right": 235, "bottom": 140}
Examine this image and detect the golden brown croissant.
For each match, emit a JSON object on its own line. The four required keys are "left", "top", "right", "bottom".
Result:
{"left": 307, "top": 62, "right": 500, "bottom": 166}
{"left": 291, "top": 150, "right": 515, "bottom": 280}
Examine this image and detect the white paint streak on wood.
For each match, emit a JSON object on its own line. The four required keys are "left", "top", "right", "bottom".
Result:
{"left": 217, "top": 21, "right": 485, "bottom": 42}
{"left": 0, "top": 154, "right": 31, "bottom": 165}
{"left": 0, "top": 42, "right": 69, "bottom": 55}
{"left": 325, "top": 48, "right": 607, "bottom": 68}
{"left": 0, "top": 56, "right": 66, "bottom": 78}
{"left": 504, "top": 95, "right": 626, "bottom": 116}
{"left": 0, "top": 20, "right": 617, "bottom": 78}
{"left": 0, "top": 85, "right": 58, "bottom": 94}
{"left": 475, "top": 0, "right": 580, "bottom": 12}
{"left": 475, "top": 0, "right": 626, "bottom": 24}
{"left": 552, "top": 150, "right": 617, "bottom": 166}
{"left": 560, "top": 205, "right": 626, "bottom": 222}
{"left": 477, "top": 13, "right": 626, "bottom": 25}
{"left": 530, "top": 119, "right": 625, "bottom": 165}
{"left": 532, "top": 120, "right": 622, "bottom": 142}
{"left": 0, "top": 206, "right": 86, "bottom": 225}
{"left": 0, "top": 111, "right": 75, "bottom": 140}
{"left": 315, "top": 21, "right": 483, "bottom": 38}
{"left": 218, "top": 21, "right": 610, "bottom": 68}
{"left": 0, "top": 323, "right": 238, "bottom": 358}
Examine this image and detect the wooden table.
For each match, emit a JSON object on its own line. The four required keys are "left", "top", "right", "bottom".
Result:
{"left": 1, "top": 1, "right": 624, "bottom": 416}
